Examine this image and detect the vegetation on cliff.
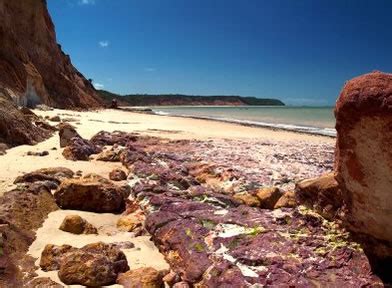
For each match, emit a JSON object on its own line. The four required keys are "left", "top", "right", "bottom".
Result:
{"left": 98, "top": 90, "right": 285, "bottom": 106}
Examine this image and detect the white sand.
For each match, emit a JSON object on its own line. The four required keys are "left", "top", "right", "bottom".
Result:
{"left": 28, "top": 210, "right": 169, "bottom": 287}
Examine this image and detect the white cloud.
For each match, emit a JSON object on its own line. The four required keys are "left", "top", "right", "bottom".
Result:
{"left": 99, "top": 41, "right": 110, "bottom": 48}
{"left": 79, "top": 0, "right": 95, "bottom": 5}
{"left": 144, "top": 67, "right": 156, "bottom": 72}
{"left": 93, "top": 82, "right": 104, "bottom": 90}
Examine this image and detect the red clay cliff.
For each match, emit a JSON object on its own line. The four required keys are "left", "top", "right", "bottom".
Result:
{"left": 0, "top": 0, "right": 103, "bottom": 108}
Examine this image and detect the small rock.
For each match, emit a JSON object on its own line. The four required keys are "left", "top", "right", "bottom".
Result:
{"left": 117, "top": 212, "right": 144, "bottom": 232}
{"left": 256, "top": 187, "right": 283, "bottom": 209}
{"left": 25, "top": 277, "right": 63, "bottom": 288}
{"left": 59, "top": 215, "right": 98, "bottom": 235}
{"left": 27, "top": 151, "right": 49, "bottom": 157}
{"left": 173, "top": 281, "right": 190, "bottom": 288}
{"left": 117, "top": 267, "right": 165, "bottom": 288}
{"left": 49, "top": 115, "right": 61, "bottom": 122}
{"left": 163, "top": 271, "right": 180, "bottom": 286}
{"left": 274, "top": 191, "right": 297, "bottom": 209}
{"left": 295, "top": 173, "right": 341, "bottom": 220}
{"left": 109, "top": 169, "right": 127, "bottom": 181}
{"left": 233, "top": 192, "right": 260, "bottom": 207}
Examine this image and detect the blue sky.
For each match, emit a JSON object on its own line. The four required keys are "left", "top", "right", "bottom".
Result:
{"left": 47, "top": 0, "right": 392, "bottom": 105}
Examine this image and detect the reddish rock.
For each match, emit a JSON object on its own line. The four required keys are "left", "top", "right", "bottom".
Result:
{"left": 54, "top": 178, "right": 128, "bottom": 213}
{"left": 335, "top": 71, "right": 392, "bottom": 248}
{"left": 117, "top": 267, "right": 165, "bottom": 288}
{"left": 62, "top": 137, "right": 102, "bottom": 161}
{"left": 109, "top": 169, "right": 127, "bottom": 181}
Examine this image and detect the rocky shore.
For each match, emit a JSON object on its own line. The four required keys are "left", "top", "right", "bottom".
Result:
{"left": 0, "top": 121, "right": 385, "bottom": 286}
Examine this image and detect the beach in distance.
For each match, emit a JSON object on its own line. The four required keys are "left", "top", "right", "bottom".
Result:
{"left": 138, "top": 105, "right": 336, "bottom": 137}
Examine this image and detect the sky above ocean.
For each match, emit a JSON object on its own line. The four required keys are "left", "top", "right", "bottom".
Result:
{"left": 47, "top": 0, "right": 392, "bottom": 105}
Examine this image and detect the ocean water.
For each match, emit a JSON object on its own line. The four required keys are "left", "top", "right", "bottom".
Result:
{"left": 151, "top": 106, "right": 336, "bottom": 137}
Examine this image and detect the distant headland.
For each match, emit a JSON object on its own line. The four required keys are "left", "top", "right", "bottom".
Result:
{"left": 97, "top": 90, "right": 285, "bottom": 106}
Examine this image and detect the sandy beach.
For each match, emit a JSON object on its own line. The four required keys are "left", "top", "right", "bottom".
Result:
{"left": 0, "top": 108, "right": 334, "bottom": 195}
{"left": 0, "top": 108, "right": 337, "bottom": 286}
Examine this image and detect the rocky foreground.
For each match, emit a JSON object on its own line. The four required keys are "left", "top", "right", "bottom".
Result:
{"left": 0, "top": 126, "right": 384, "bottom": 287}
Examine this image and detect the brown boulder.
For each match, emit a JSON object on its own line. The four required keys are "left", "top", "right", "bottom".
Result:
{"left": 58, "top": 251, "right": 118, "bottom": 286}
{"left": 59, "top": 123, "right": 80, "bottom": 148}
{"left": 40, "top": 244, "right": 77, "bottom": 271}
{"left": 96, "top": 147, "right": 125, "bottom": 162}
{"left": 58, "top": 242, "right": 129, "bottom": 286}
{"left": 109, "top": 169, "right": 127, "bottom": 181}
{"left": 54, "top": 178, "right": 128, "bottom": 213}
{"left": 335, "top": 71, "right": 392, "bottom": 246}
{"left": 295, "top": 173, "right": 342, "bottom": 220}
{"left": 256, "top": 187, "right": 283, "bottom": 209}
{"left": 59, "top": 215, "right": 97, "bottom": 235}
{"left": 40, "top": 242, "right": 129, "bottom": 286}
{"left": 117, "top": 267, "right": 165, "bottom": 288}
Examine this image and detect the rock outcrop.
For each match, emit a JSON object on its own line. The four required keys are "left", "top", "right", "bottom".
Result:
{"left": 0, "top": 0, "right": 103, "bottom": 109}
{"left": 335, "top": 71, "right": 392, "bottom": 253}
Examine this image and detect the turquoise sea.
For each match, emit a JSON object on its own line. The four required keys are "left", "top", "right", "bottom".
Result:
{"left": 151, "top": 106, "right": 336, "bottom": 137}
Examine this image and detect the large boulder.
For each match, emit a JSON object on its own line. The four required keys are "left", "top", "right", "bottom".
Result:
{"left": 54, "top": 178, "right": 129, "bottom": 213}
{"left": 335, "top": 71, "right": 392, "bottom": 248}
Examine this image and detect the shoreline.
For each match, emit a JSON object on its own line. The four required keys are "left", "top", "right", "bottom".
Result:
{"left": 120, "top": 106, "right": 336, "bottom": 137}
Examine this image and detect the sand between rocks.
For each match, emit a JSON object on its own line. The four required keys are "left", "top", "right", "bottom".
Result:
{"left": 28, "top": 210, "right": 169, "bottom": 287}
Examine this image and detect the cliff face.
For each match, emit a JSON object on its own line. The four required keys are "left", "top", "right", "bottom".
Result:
{"left": 0, "top": 0, "right": 103, "bottom": 108}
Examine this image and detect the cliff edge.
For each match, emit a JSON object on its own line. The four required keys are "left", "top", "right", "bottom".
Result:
{"left": 0, "top": 0, "right": 103, "bottom": 108}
